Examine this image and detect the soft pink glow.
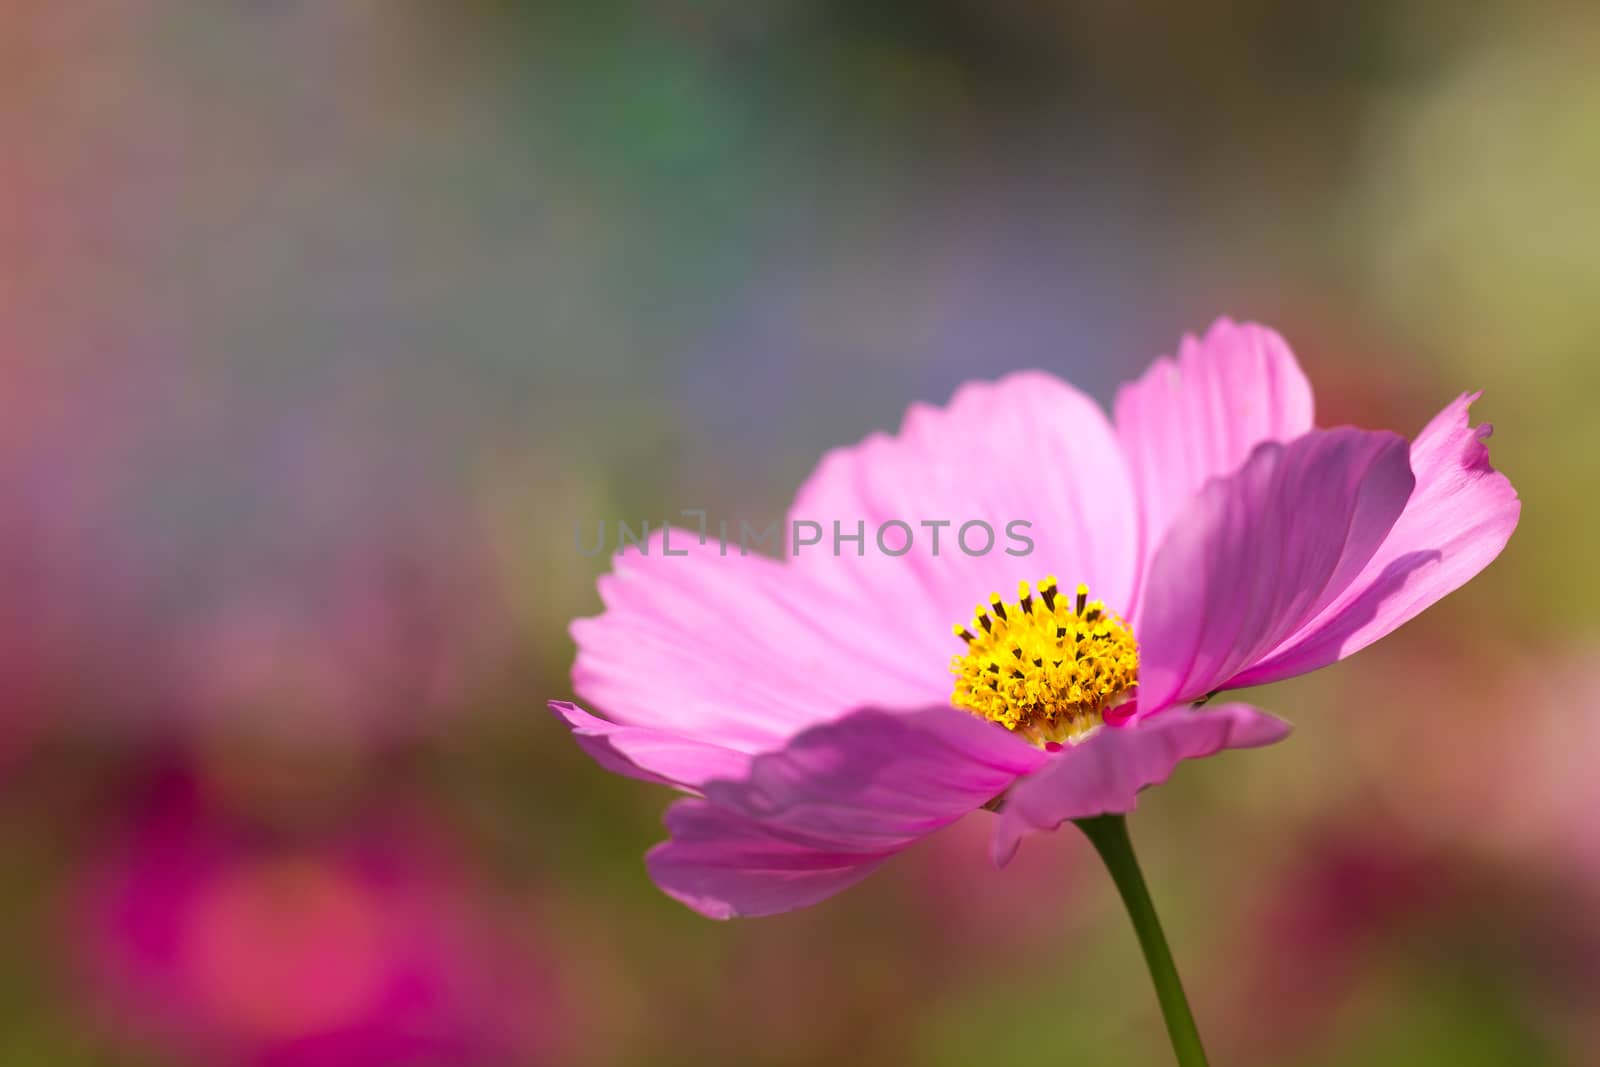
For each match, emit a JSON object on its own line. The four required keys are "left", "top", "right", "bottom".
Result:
{"left": 70, "top": 771, "right": 567, "bottom": 1066}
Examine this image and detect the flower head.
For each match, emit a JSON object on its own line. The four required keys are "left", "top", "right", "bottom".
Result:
{"left": 951, "top": 579, "right": 1139, "bottom": 745}
{"left": 552, "top": 319, "right": 1520, "bottom": 918}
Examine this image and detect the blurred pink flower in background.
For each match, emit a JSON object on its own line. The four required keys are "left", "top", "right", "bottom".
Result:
{"left": 1316, "top": 636, "right": 1600, "bottom": 879}
{"left": 1478, "top": 646, "right": 1600, "bottom": 882}
{"left": 553, "top": 318, "right": 1519, "bottom": 918}
{"left": 1209, "top": 826, "right": 1458, "bottom": 1063}
{"left": 1432, "top": 644, "right": 1600, "bottom": 1053}
{"left": 69, "top": 770, "right": 568, "bottom": 1067}
{"left": 1188, "top": 635, "right": 1600, "bottom": 1064}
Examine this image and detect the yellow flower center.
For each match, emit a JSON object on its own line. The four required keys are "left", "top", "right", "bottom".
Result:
{"left": 950, "top": 577, "right": 1139, "bottom": 747}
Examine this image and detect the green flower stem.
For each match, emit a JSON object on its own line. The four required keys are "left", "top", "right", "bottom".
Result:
{"left": 1074, "top": 814, "right": 1210, "bottom": 1067}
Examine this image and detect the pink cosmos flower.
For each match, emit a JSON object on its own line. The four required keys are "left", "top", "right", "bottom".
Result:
{"left": 551, "top": 319, "right": 1519, "bottom": 919}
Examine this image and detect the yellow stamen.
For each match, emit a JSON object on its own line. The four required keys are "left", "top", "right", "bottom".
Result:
{"left": 950, "top": 577, "right": 1138, "bottom": 747}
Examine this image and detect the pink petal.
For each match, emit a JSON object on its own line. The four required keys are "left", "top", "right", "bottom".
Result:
{"left": 788, "top": 371, "right": 1140, "bottom": 649}
{"left": 1115, "top": 319, "right": 1315, "bottom": 613}
{"left": 645, "top": 706, "right": 1045, "bottom": 918}
{"left": 1228, "top": 393, "right": 1520, "bottom": 687}
{"left": 572, "top": 530, "right": 944, "bottom": 753}
{"left": 549, "top": 701, "right": 750, "bottom": 791}
{"left": 646, "top": 801, "right": 893, "bottom": 920}
{"left": 992, "top": 703, "right": 1291, "bottom": 866}
{"left": 1137, "top": 429, "right": 1415, "bottom": 710}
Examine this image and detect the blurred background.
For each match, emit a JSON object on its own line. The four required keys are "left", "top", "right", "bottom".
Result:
{"left": 0, "top": 2, "right": 1595, "bottom": 1064}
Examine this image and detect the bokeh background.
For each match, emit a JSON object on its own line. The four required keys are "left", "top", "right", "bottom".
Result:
{"left": 1, "top": 2, "right": 1595, "bottom": 1064}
